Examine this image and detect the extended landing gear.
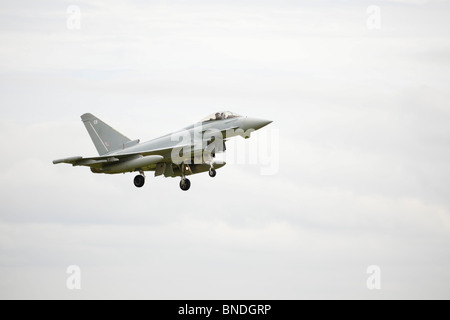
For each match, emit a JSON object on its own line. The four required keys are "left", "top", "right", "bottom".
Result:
{"left": 134, "top": 170, "right": 146, "bottom": 188}
{"left": 134, "top": 174, "right": 145, "bottom": 188}
{"left": 180, "top": 178, "right": 191, "bottom": 191}
{"left": 179, "top": 163, "right": 191, "bottom": 191}
{"left": 209, "top": 168, "right": 216, "bottom": 178}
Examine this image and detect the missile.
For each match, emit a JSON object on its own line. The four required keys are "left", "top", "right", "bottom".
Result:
{"left": 99, "top": 155, "right": 164, "bottom": 174}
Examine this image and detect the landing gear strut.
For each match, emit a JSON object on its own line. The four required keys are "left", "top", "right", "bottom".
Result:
{"left": 179, "top": 163, "right": 191, "bottom": 191}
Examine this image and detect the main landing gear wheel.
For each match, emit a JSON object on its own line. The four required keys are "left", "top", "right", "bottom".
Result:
{"left": 180, "top": 178, "right": 191, "bottom": 191}
{"left": 134, "top": 174, "right": 145, "bottom": 188}
{"left": 209, "top": 168, "right": 216, "bottom": 178}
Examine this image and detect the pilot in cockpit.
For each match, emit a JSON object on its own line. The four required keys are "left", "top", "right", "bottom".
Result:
{"left": 215, "top": 112, "right": 222, "bottom": 120}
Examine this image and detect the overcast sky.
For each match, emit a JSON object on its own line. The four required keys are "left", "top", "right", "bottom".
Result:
{"left": 0, "top": 0, "right": 449, "bottom": 299}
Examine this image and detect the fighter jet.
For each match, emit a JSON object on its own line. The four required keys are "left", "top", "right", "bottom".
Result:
{"left": 53, "top": 111, "right": 272, "bottom": 191}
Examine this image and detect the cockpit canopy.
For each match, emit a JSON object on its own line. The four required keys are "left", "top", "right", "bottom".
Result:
{"left": 200, "top": 111, "right": 241, "bottom": 123}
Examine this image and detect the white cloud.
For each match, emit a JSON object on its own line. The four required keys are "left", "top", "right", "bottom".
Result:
{"left": 385, "top": 0, "right": 429, "bottom": 4}
{"left": 0, "top": 0, "right": 450, "bottom": 299}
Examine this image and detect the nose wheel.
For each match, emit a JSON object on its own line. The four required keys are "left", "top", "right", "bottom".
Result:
{"left": 209, "top": 168, "right": 216, "bottom": 177}
{"left": 180, "top": 178, "right": 191, "bottom": 191}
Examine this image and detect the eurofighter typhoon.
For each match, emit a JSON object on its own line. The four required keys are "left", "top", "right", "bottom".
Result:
{"left": 53, "top": 111, "right": 272, "bottom": 191}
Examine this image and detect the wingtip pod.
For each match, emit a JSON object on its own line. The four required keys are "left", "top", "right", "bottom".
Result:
{"left": 53, "top": 156, "right": 83, "bottom": 164}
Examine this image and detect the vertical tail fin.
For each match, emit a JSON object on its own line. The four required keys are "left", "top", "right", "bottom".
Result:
{"left": 81, "top": 113, "right": 131, "bottom": 156}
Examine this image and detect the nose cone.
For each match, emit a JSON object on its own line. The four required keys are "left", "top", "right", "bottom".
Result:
{"left": 242, "top": 117, "right": 273, "bottom": 131}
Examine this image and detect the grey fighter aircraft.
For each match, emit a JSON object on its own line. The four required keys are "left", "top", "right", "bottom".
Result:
{"left": 53, "top": 111, "right": 272, "bottom": 191}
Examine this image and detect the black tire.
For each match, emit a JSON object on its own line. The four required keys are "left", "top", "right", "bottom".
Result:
{"left": 209, "top": 169, "right": 216, "bottom": 178}
{"left": 134, "top": 175, "right": 145, "bottom": 188}
{"left": 180, "top": 178, "right": 191, "bottom": 191}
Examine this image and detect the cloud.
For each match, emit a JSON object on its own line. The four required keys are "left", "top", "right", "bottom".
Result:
{"left": 0, "top": 0, "right": 450, "bottom": 299}
{"left": 384, "top": 0, "right": 429, "bottom": 4}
